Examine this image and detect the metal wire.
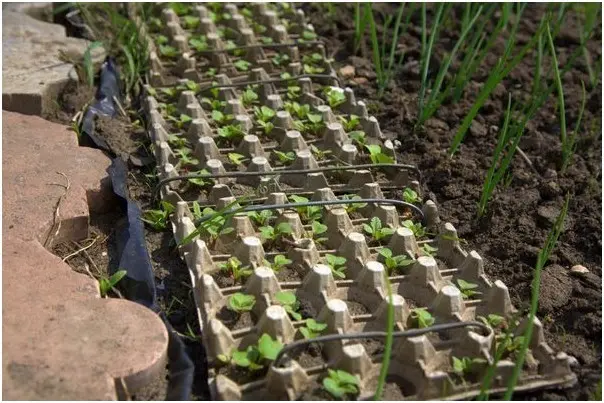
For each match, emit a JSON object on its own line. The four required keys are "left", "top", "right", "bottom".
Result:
{"left": 153, "top": 163, "right": 421, "bottom": 203}
{"left": 272, "top": 321, "right": 492, "bottom": 368}
{"left": 197, "top": 73, "right": 341, "bottom": 92}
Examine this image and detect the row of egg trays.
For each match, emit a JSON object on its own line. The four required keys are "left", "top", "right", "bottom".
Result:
{"left": 168, "top": 194, "right": 575, "bottom": 400}
{"left": 134, "top": 3, "right": 330, "bottom": 85}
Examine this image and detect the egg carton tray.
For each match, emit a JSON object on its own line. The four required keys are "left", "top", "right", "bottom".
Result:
{"left": 133, "top": 2, "right": 577, "bottom": 400}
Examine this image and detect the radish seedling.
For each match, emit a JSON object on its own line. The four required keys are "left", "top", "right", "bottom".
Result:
{"left": 168, "top": 113, "right": 193, "bottom": 129}
{"left": 259, "top": 222, "right": 293, "bottom": 244}
{"left": 142, "top": 201, "right": 174, "bottom": 231}
{"left": 324, "top": 254, "right": 347, "bottom": 279}
{"left": 241, "top": 87, "right": 259, "bottom": 107}
{"left": 271, "top": 254, "right": 292, "bottom": 272}
{"left": 219, "top": 333, "right": 283, "bottom": 371}
{"left": 219, "top": 257, "right": 253, "bottom": 282}
{"left": 168, "top": 133, "right": 189, "bottom": 148}
{"left": 211, "top": 109, "right": 234, "bottom": 126}
{"left": 275, "top": 291, "right": 302, "bottom": 321}
{"left": 227, "top": 152, "right": 247, "bottom": 166}
{"left": 228, "top": 292, "right": 256, "bottom": 313}
{"left": 339, "top": 114, "right": 360, "bottom": 131}
{"left": 234, "top": 59, "right": 252, "bottom": 72}
{"left": 452, "top": 356, "right": 487, "bottom": 377}
{"left": 187, "top": 169, "right": 213, "bottom": 188}
{"left": 299, "top": 319, "right": 327, "bottom": 339}
{"left": 273, "top": 150, "right": 295, "bottom": 164}
{"left": 310, "top": 144, "right": 330, "bottom": 161}
{"left": 324, "top": 87, "right": 346, "bottom": 108}
{"left": 365, "top": 144, "right": 394, "bottom": 164}
{"left": 175, "top": 148, "right": 199, "bottom": 167}
{"left": 247, "top": 209, "right": 274, "bottom": 226}
{"left": 322, "top": 369, "right": 360, "bottom": 399}
{"left": 421, "top": 243, "right": 438, "bottom": 257}
{"left": 189, "top": 35, "right": 208, "bottom": 51}
{"left": 159, "top": 44, "right": 179, "bottom": 59}
{"left": 288, "top": 195, "right": 322, "bottom": 222}
{"left": 309, "top": 221, "right": 328, "bottom": 245}
{"left": 409, "top": 308, "right": 435, "bottom": 328}
{"left": 218, "top": 124, "right": 245, "bottom": 143}
{"left": 348, "top": 130, "right": 366, "bottom": 147}
{"left": 377, "top": 247, "right": 415, "bottom": 275}
{"left": 201, "top": 97, "right": 225, "bottom": 111}
{"left": 341, "top": 194, "right": 367, "bottom": 214}
{"left": 401, "top": 219, "right": 426, "bottom": 238}
{"left": 402, "top": 188, "right": 421, "bottom": 204}
{"left": 456, "top": 279, "right": 481, "bottom": 299}
{"left": 183, "top": 15, "right": 200, "bottom": 29}
{"left": 271, "top": 52, "right": 290, "bottom": 67}
{"left": 363, "top": 217, "right": 394, "bottom": 243}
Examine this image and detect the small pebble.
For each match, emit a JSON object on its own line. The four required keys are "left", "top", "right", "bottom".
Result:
{"left": 339, "top": 65, "right": 355, "bottom": 78}
{"left": 570, "top": 264, "right": 589, "bottom": 274}
{"left": 102, "top": 251, "right": 107, "bottom": 257}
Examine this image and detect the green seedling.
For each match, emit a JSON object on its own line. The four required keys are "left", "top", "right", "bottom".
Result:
{"left": 408, "top": 308, "right": 435, "bottom": 328}
{"left": 286, "top": 84, "right": 301, "bottom": 100}
{"left": 401, "top": 219, "right": 426, "bottom": 238}
{"left": 322, "top": 369, "right": 360, "bottom": 399}
{"left": 275, "top": 291, "right": 302, "bottom": 321}
{"left": 271, "top": 254, "right": 292, "bottom": 272}
{"left": 341, "top": 194, "right": 367, "bottom": 214}
{"left": 159, "top": 87, "right": 177, "bottom": 98}
{"left": 273, "top": 150, "right": 295, "bottom": 164}
{"left": 402, "top": 188, "right": 421, "bottom": 204}
{"left": 285, "top": 101, "right": 310, "bottom": 120}
{"left": 155, "top": 34, "right": 169, "bottom": 46}
{"left": 247, "top": 209, "right": 273, "bottom": 226}
{"left": 228, "top": 292, "right": 256, "bottom": 313}
{"left": 189, "top": 35, "right": 208, "bottom": 51}
{"left": 259, "top": 222, "right": 294, "bottom": 244}
{"left": 478, "top": 313, "right": 507, "bottom": 331}
{"left": 302, "top": 29, "right": 317, "bottom": 41}
{"left": 82, "top": 41, "right": 103, "bottom": 88}
{"left": 364, "top": 3, "right": 412, "bottom": 98}
{"left": 183, "top": 15, "right": 200, "bottom": 29}
{"left": 288, "top": 195, "right": 322, "bottom": 223}
{"left": 142, "top": 201, "right": 174, "bottom": 231}
{"left": 211, "top": 109, "right": 234, "bottom": 126}
{"left": 310, "top": 144, "right": 330, "bottom": 161}
{"left": 218, "top": 124, "right": 245, "bottom": 143}
{"left": 234, "top": 59, "right": 252, "bottom": 71}
{"left": 325, "top": 254, "right": 347, "bottom": 279}
{"left": 271, "top": 52, "right": 290, "bottom": 67}
{"left": 200, "top": 96, "right": 225, "bottom": 111}
{"left": 227, "top": 152, "right": 247, "bottom": 166}
{"left": 188, "top": 169, "right": 213, "bottom": 188}
{"left": 452, "top": 356, "right": 487, "bottom": 377}
{"left": 219, "top": 333, "right": 283, "bottom": 370}
{"left": 168, "top": 113, "right": 193, "bottom": 129}
{"left": 168, "top": 133, "right": 189, "bottom": 148}
{"left": 308, "top": 221, "right": 328, "bottom": 244}
{"left": 299, "top": 318, "right": 328, "bottom": 339}
{"left": 339, "top": 114, "right": 360, "bottom": 132}
{"left": 456, "top": 279, "right": 482, "bottom": 299}
{"left": 170, "top": 2, "right": 191, "bottom": 15}
{"left": 324, "top": 87, "right": 346, "bottom": 108}
{"left": 349, "top": 130, "right": 366, "bottom": 147}
{"left": 241, "top": 87, "right": 259, "bottom": 107}
{"left": 305, "top": 113, "right": 324, "bottom": 135}
{"left": 378, "top": 248, "right": 415, "bottom": 275}
{"left": 192, "top": 205, "right": 235, "bottom": 244}
{"left": 175, "top": 148, "right": 199, "bottom": 167}
{"left": 363, "top": 217, "right": 394, "bottom": 243}
{"left": 219, "top": 257, "right": 253, "bottom": 282}
{"left": 99, "top": 269, "right": 127, "bottom": 297}
{"left": 421, "top": 243, "right": 438, "bottom": 257}
{"left": 159, "top": 44, "right": 179, "bottom": 59}
{"left": 365, "top": 144, "right": 394, "bottom": 164}
{"left": 254, "top": 106, "right": 275, "bottom": 122}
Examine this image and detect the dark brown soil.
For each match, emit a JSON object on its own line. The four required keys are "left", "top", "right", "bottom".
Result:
{"left": 346, "top": 300, "right": 371, "bottom": 316}
{"left": 43, "top": 80, "right": 94, "bottom": 125}
{"left": 305, "top": 2, "right": 602, "bottom": 400}
{"left": 94, "top": 115, "right": 148, "bottom": 160}
{"left": 276, "top": 265, "right": 303, "bottom": 282}
{"left": 215, "top": 307, "right": 255, "bottom": 331}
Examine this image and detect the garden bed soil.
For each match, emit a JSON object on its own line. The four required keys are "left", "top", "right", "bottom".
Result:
{"left": 304, "top": 2, "right": 602, "bottom": 399}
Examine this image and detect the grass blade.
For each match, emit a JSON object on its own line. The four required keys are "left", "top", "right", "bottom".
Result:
{"left": 374, "top": 277, "right": 394, "bottom": 400}
{"left": 418, "top": 3, "right": 445, "bottom": 116}
{"left": 561, "top": 80, "right": 586, "bottom": 172}
{"left": 546, "top": 22, "right": 567, "bottom": 144}
{"left": 83, "top": 41, "right": 104, "bottom": 87}
{"left": 503, "top": 195, "right": 570, "bottom": 399}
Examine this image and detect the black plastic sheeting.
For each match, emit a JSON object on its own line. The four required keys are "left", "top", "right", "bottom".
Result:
{"left": 81, "top": 57, "right": 194, "bottom": 400}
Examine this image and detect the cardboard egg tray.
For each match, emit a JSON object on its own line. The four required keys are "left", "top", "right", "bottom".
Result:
{"left": 134, "top": 3, "right": 577, "bottom": 400}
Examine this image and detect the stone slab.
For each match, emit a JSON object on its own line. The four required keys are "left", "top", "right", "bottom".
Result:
{"left": 2, "top": 10, "right": 102, "bottom": 116}
{"left": 3, "top": 238, "right": 169, "bottom": 400}
{"left": 2, "top": 111, "right": 169, "bottom": 399}
{"left": 3, "top": 111, "right": 115, "bottom": 246}
{"left": 2, "top": 3, "right": 53, "bottom": 21}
